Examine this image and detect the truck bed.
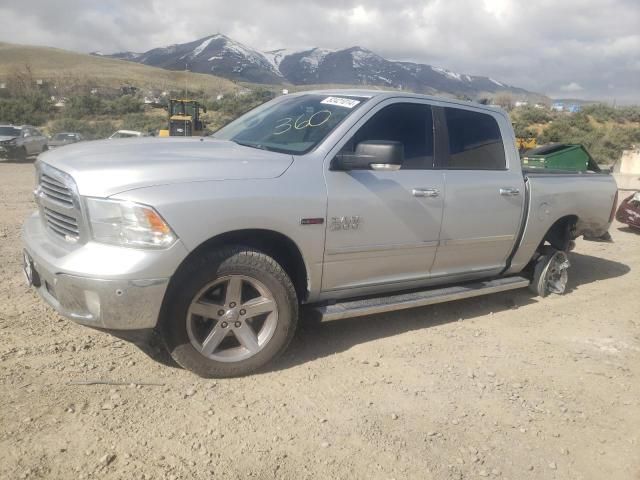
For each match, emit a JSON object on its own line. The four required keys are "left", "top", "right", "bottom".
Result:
{"left": 506, "top": 170, "right": 617, "bottom": 274}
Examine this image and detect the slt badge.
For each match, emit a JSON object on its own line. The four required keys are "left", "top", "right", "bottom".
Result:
{"left": 330, "top": 216, "right": 361, "bottom": 231}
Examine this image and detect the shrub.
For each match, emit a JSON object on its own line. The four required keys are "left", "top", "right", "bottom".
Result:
{"left": 513, "top": 106, "right": 553, "bottom": 125}
{"left": 0, "top": 91, "right": 52, "bottom": 125}
{"left": 64, "top": 95, "right": 107, "bottom": 117}
{"left": 107, "top": 95, "right": 143, "bottom": 115}
{"left": 49, "top": 117, "right": 116, "bottom": 140}
{"left": 538, "top": 112, "right": 640, "bottom": 164}
{"left": 120, "top": 113, "right": 166, "bottom": 134}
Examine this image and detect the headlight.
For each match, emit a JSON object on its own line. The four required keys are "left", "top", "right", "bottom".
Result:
{"left": 632, "top": 192, "right": 640, "bottom": 203}
{"left": 2, "top": 138, "right": 17, "bottom": 146}
{"left": 86, "top": 198, "right": 176, "bottom": 249}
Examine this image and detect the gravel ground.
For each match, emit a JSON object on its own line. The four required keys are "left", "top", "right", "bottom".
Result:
{"left": 1, "top": 161, "right": 639, "bottom": 480}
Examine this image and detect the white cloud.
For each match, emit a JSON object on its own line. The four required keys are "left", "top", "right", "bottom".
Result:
{"left": 0, "top": 0, "right": 638, "bottom": 102}
{"left": 560, "top": 82, "right": 585, "bottom": 92}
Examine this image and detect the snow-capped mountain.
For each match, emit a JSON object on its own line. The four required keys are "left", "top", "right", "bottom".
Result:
{"left": 99, "top": 34, "right": 529, "bottom": 96}
{"left": 100, "top": 34, "right": 284, "bottom": 84}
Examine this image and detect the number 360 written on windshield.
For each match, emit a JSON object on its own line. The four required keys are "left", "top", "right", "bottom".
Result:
{"left": 273, "top": 110, "right": 332, "bottom": 135}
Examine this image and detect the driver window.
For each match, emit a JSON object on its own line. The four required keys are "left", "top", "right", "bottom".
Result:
{"left": 341, "top": 103, "right": 434, "bottom": 169}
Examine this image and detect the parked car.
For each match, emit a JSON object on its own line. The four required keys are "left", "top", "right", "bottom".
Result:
{"left": 109, "top": 130, "right": 143, "bottom": 139}
{"left": 0, "top": 124, "right": 48, "bottom": 160}
{"left": 48, "top": 132, "right": 85, "bottom": 150}
{"left": 22, "top": 90, "right": 618, "bottom": 378}
{"left": 616, "top": 191, "right": 640, "bottom": 230}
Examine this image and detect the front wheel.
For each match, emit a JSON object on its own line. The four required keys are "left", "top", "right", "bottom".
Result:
{"left": 13, "top": 147, "right": 27, "bottom": 162}
{"left": 161, "top": 247, "right": 298, "bottom": 378}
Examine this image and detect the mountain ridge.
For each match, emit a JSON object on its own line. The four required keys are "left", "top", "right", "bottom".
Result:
{"left": 96, "top": 34, "right": 534, "bottom": 98}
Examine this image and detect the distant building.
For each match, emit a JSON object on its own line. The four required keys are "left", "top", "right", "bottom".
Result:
{"left": 514, "top": 101, "right": 529, "bottom": 108}
{"left": 551, "top": 102, "right": 564, "bottom": 112}
{"left": 567, "top": 104, "right": 582, "bottom": 113}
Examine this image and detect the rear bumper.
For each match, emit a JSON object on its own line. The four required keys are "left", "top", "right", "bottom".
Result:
{"left": 22, "top": 212, "right": 187, "bottom": 330}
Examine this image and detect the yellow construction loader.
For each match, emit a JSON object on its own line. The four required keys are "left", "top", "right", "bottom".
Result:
{"left": 158, "top": 99, "right": 207, "bottom": 137}
{"left": 516, "top": 135, "right": 537, "bottom": 153}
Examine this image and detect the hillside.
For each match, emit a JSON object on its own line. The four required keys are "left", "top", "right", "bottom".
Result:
{"left": 100, "top": 34, "right": 539, "bottom": 100}
{"left": 0, "top": 42, "right": 239, "bottom": 96}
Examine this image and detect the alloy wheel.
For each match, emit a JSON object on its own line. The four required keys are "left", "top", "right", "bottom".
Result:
{"left": 186, "top": 275, "right": 278, "bottom": 362}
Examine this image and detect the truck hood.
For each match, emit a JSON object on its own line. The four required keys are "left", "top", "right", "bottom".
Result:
{"left": 39, "top": 137, "right": 295, "bottom": 197}
{"left": 0, "top": 135, "right": 18, "bottom": 143}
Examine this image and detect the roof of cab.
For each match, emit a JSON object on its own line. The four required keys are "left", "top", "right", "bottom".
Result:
{"left": 293, "top": 88, "right": 506, "bottom": 114}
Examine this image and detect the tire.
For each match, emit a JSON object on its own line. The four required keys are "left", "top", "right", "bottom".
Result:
{"left": 41, "top": 145, "right": 48, "bottom": 153}
{"left": 160, "top": 246, "right": 298, "bottom": 378}
{"left": 529, "top": 249, "right": 570, "bottom": 297}
{"left": 13, "top": 147, "right": 27, "bottom": 162}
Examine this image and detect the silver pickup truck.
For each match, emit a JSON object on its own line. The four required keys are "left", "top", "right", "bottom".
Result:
{"left": 22, "top": 90, "right": 618, "bottom": 377}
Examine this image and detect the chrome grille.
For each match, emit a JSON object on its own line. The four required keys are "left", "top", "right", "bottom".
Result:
{"left": 43, "top": 207, "right": 80, "bottom": 240}
{"left": 37, "top": 164, "right": 83, "bottom": 242}
{"left": 40, "top": 173, "right": 74, "bottom": 206}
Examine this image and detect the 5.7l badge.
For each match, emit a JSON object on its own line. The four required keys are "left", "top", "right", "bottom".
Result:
{"left": 330, "top": 216, "right": 361, "bottom": 231}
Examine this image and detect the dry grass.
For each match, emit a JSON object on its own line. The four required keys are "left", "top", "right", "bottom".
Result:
{"left": 0, "top": 42, "right": 240, "bottom": 96}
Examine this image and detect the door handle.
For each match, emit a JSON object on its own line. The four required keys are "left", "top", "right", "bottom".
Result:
{"left": 499, "top": 187, "right": 520, "bottom": 196}
{"left": 412, "top": 188, "right": 439, "bottom": 198}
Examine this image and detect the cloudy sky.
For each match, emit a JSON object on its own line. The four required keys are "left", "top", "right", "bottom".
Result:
{"left": 1, "top": 0, "right": 638, "bottom": 102}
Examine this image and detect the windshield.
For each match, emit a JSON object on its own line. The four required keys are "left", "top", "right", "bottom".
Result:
{"left": 213, "top": 94, "right": 369, "bottom": 154}
{"left": 171, "top": 101, "right": 195, "bottom": 116}
{"left": 0, "top": 127, "right": 20, "bottom": 137}
{"left": 53, "top": 133, "right": 76, "bottom": 141}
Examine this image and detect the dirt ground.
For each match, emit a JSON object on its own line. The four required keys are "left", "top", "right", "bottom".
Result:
{"left": 1, "top": 160, "right": 638, "bottom": 480}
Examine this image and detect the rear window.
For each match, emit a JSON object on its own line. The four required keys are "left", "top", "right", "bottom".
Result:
{"left": 444, "top": 108, "right": 506, "bottom": 170}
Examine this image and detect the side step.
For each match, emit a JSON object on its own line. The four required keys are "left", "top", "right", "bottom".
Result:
{"left": 313, "top": 276, "right": 530, "bottom": 321}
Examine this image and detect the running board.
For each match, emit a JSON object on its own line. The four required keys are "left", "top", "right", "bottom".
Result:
{"left": 314, "top": 276, "right": 530, "bottom": 322}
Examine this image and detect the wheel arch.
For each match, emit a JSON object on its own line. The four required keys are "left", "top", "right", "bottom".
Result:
{"left": 169, "top": 229, "right": 309, "bottom": 302}
{"left": 541, "top": 214, "right": 578, "bottom": 252}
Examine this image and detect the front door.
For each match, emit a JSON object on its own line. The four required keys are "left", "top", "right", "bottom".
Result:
{"left": 430, "top": 106, "right": 525, "bottom": 277}
{"left": 322, "top": 100, "right": 445, "bottom": 294}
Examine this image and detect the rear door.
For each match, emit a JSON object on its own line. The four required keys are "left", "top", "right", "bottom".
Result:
{"left": 322, "top": 100, "right": 445, "bottom": 294}
{"left": 430, "top": 106, "right": 525, "bottom": 277}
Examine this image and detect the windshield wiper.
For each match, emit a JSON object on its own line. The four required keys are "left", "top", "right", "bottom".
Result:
{"left": 232, "top": 140, "right": 270, "bottom": 151}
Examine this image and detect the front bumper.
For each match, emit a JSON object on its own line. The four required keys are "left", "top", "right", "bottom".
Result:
{"left": 23, "top": 212, "right": 188, "bottom": 330}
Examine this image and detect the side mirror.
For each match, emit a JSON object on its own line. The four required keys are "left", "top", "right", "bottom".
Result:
{"left": 332, "top": 140, "right": 404, "bottom": 171}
